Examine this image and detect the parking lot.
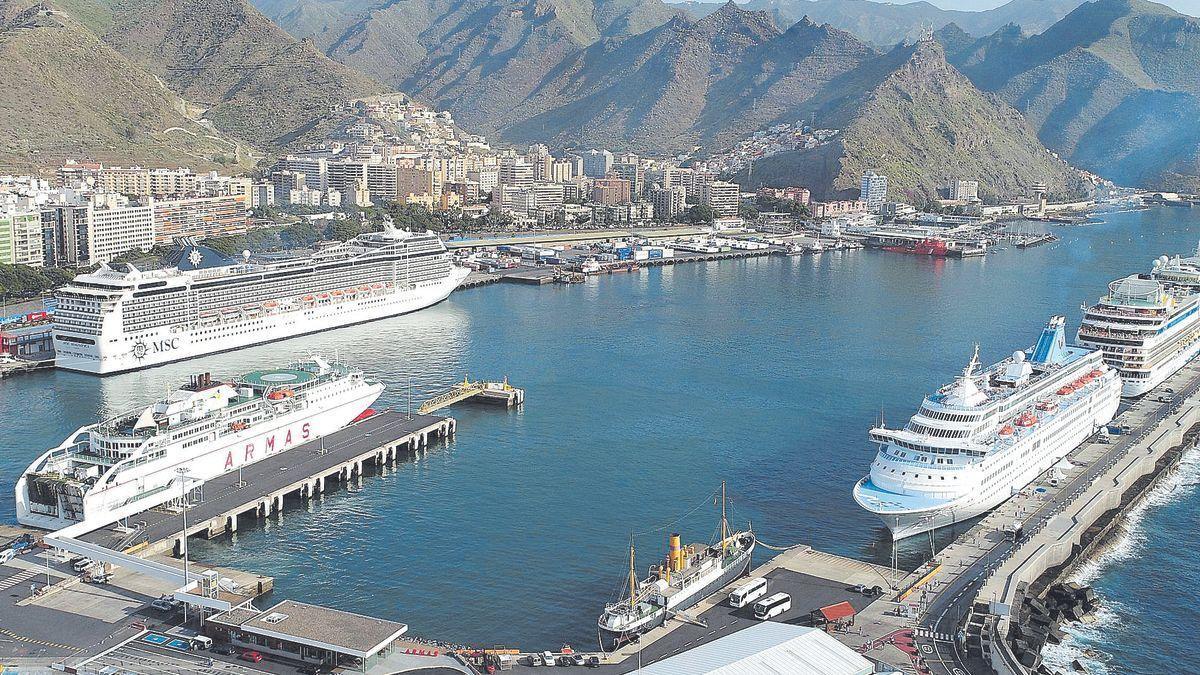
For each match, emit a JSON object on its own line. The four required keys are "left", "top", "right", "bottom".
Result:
{"left": 80, "top": 634, "right": 275, "bottom": 675}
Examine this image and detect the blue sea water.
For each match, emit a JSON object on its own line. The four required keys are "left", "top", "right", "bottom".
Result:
{"left": 1, "top": 208, "right": 1198, "bottom": 667}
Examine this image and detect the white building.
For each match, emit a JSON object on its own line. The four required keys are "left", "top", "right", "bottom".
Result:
{"left": 251, "top": 183, "right": 275, "bottom": 209}
{"left": 951, "top": 179, "right": 979, "bottom": 202}
{"left": 650, "top": 186, "right": 687, "bottom": 220}
{"left": 861, "top": 171, "right": 888, "bottom": 212}
{"left": 87, "top": 195, "right": 155, "bottom": 263}
{"left": 702, "top": 180, "right": 741, "bottom": 218}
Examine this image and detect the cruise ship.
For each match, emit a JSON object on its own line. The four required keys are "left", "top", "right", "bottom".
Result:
{"left": 1077, "top": 251, "right": 1200, "bottom": 397}
{"left": 15, "top": 358, "right": 383, "bottom": 530}
{"left": 598, "top": 484, "right": 754, "bottom": 651}
{"left": 853, "top": 317, "right": 1121, "bottom": 539}
{"left": 53, "top": 225, "right": 470, "bottom": 375}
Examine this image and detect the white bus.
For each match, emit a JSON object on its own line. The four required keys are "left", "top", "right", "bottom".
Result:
{"left": 753, "top": 592, "right": 791, "bottom": 620}
{"left": 728, "top": 578, "right": 768, "bottom": 608}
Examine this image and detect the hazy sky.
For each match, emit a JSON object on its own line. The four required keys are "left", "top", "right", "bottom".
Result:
{"left": 666, "top": 0, "right": 1200, "bottom": 19}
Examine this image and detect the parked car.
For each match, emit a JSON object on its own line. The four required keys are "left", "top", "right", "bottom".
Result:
{"left": 150, "top": 599, "right": 174, "bottom": 612}
{"left": 542, "top": 651, "right": 556, "bottom": 666}
{"left": 585, "top": 656, "right": 600, "bottom": 668}
{"left": 569, "top": 654, "right": 586, "bottom": 666}
{"left": 557, "top": 655, "right": 574, "bottom": 666}
{"left": 211, "top": 644, "right": 236, "bottom": 656}
{"left": 73, "top": 558, "right": 96, "bottom": 573}
{"left": 239, "top": 650, "right": 263, "bottom": 663}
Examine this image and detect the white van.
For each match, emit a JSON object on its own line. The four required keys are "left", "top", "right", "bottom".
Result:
{"left": 73, "top": 558, "right": 96, "bottom": 573}
{"left": 190, "top": 636, "right": 213, "bottom": 650}
{"left": 753, "top": 592, "right": 792, "bottom": 620}
{"left": 728, "top": 578, "right": 768, "bottom": 608}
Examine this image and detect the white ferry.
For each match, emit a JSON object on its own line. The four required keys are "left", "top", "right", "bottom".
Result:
{"left": 598, "top": 483, "right": 754, "bottom": 650}
{"left": 853, "top": 316, "right": 1121, "bottom": 539}
{"left": 53, "top": 225, "right": 470, "bottom": 375}
{"left": 1077, "top": 250, "right": 1200, "bottom": 397}
{"left": 15, "top": 357, "right": 383, "bottom": 531}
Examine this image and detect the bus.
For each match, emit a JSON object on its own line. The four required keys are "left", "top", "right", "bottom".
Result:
{"left": 753, "top": 592, "right": 791, "bottom": 620}
{"left": 728, "top": 578, "right": 768, "bottom": 608}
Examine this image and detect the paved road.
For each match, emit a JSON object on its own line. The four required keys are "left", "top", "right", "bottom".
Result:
{"left": 81, "top": 411, "right": 447, "bottom": 551}
{"left": 915, "top": 368, "right": 1200, "bottom": 675}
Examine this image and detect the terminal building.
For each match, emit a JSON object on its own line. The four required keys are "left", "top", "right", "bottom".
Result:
{"left": 206, "top": 599, "right": 409, "bottom": 672}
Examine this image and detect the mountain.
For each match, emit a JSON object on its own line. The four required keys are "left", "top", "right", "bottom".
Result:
{"left": 499, "top": 8, "right": 876, "bottom": 151}
{"left": 100, "top": 0, "right": 386, "bottom": 149}
{"left": 740, "top": 38, "right": 1085, "bottom": 202}
{"left": 672, "top": 0, "right": 1084, "bottom": 46}
{"left": 941, "top": 0, "right": 1200, "bottom": 190}
{"left": 0, "top": 4, "right": 248, "bottom": 173}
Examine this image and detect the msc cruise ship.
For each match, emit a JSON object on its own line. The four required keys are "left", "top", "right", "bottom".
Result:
{"left": 1077, "top": 250, "right": 1200, "bottom": 397}
{"left": 53, "top": 225, "right": 470, "bottom": 375}
{"left": 854, "top": 317, "right": 1121, "bottom": 539}
{"left": 16, "top": 357, "right": 383, "bottom": 531}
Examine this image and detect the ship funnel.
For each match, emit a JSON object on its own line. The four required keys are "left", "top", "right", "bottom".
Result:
{"left": 669, "top": 533, "right": 682, "bottom": 572}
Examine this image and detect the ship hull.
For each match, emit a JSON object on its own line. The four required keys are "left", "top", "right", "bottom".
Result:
{"left": 599, "top": 545, "right": 753, "bottom": 652}
{"left": 15, "top": 381, "right": 383, "bottom": 531}
{"left": 55, "top": 269, "right": 468, "bottom": 376}
{"left": 1116, "top": 334, "right": 1200, "bottom": 397}
{"left": 855, "top": 376, "right": 1121, "bottom": 540}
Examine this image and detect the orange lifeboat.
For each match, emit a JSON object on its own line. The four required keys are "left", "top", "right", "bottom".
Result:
{"left": 331, "top": 290, "right": 343, "bottom": 297}
{"left": 1056, "top": 385, "right": 1074, "bottom": 395}
{"left": 999, "top": 425, "right": 1015, "bottom": 436}
{"left": 318, "top": 292, "right": 330, "bottom": 300}
{"left": 1090, "top": 368, "right": 1103, "bottom": 377}
{"left": 267, "top": 391, "right": 286, "bottom": 401}
{"left": 229, "top": 421, "right": 248, "bottom": 431}
{"left": 358, "top": 285, "right": 371, "bottom": 292}
{"left": 1035, "top": 400, "right": 1058, "bottom": 412}
{"left": 302, "top": 295, "right": 315, "bottom": 302}
{"left": 1015, "top": 412, "right": 1038, "bottom": 427}
{"left": 264, "top": 301, "right": 279, "bottom": 309}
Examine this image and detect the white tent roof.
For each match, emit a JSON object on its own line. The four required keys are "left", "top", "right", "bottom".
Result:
{"left": 633, "top": 622, "right": 874, "bottom": 675}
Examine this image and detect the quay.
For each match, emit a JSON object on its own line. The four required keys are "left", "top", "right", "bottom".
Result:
{"left": 418, "top": 377, "right": 523, "bottom": 415}
{"left": 78, "top": 410, "right": 456, "bottom": 557}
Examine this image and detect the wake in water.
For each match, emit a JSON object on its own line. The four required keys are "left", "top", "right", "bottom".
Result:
{"left": 1040, "top": 445, "right": 1200, "bottom": 674}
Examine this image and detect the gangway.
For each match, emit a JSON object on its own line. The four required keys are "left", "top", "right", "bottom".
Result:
{"left": 417, "top": 376, "right": 524, "bottom": 414}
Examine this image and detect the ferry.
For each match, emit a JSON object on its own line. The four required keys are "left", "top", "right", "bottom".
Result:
{"left": 854, "top": 316, "right": 1121, "bottom": 539}
{"left": 1077, "top": 250, "right": 1200, "bottom": 397}
{"left": 15, "top": 357, "right": 383, "bottom": 531}
{"left": 882, "top": 238, "right": 949, "bottom": 256}
{"left": 598, "top": 483, "right": 754, "bottom": 651}
{"left": 52, "top": 224, "right": 470, "bottom": 375}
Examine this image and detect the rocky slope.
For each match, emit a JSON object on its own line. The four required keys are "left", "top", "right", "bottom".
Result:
{"left": 500, "top": 7, "right": 876, "bottom": 151}
{"left": 743, "top": 38, "right": 1085, "bottom": 202}
{"left": 0, "top": 5, "right": 246, "bottom": 172}
{"left": 102, "top": 0, "right": 386, "bottom": 149}
{"left": 674, "top": 0, "right": 1083, "bottom": 46}
{"left": 940, "top": 0, "right": 1200, "bottom": 190}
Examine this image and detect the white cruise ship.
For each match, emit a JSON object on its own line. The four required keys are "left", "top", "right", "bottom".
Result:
{"left": 1077, "top": 251, "right": 1200, "bottom": 397}
{"left": 15, "top": 357, "right": 383, "bottom": 531}
{"left": 853, "top": 317, "right": 1121, "bottom": 539}
{"left": 53, "top": 225, "right": 470, "bottom": 375}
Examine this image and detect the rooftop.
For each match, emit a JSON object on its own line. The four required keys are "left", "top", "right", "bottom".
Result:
{"left": 227, "top": 599, "right": 408, "bottom": 659}
{"left": 630, "top": 621, "right": 873, "bottom": 675}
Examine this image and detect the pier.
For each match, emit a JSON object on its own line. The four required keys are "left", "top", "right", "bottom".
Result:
{"left": 418, "top": 377, "right": 524, "bottom": 415}
{"left": 78, "top": 410, "right": 456, "bottom": 557}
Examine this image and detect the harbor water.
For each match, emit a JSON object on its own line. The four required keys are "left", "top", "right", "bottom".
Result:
{"left": 2, "top": 208, "right": 1199, "bottom": 668}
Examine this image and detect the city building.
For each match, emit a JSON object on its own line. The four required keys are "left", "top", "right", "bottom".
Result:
{"left": 498, "top": 157, "right": 534, "bottom": 190}
{"left": 582, "top": 149, "right": 614, "bottom": 178}
{"left": 860, "top": 171, "right": 888, "bottom": 212}
{"left": 649, "top": 186, "right": 687, "bottom": 220}
{"left": 950, "top": 180, "right": 979, "bottom": 202}
{"left": 467, "top": 168, "right": 499, "bottom": 195}
{"left": 40, "top": 204, "right": 89, "bottom": 267}
{"left": 702, "top": 180, "right": 740, "bottom": 218}
{"left": 758, "top": 186, "right": 810, "bottom": 205}
{"left": 251, "top": 183, "right": 276, "bottom": 209}
{"left": 0, "top": 210, "right": 43, "bottom": 266}
{"left": 812, "top": 200, "right": 867, "bottom": 218}
{"left": 592, "top": 177, "right": 632, "bottom": 205}
{"left": 277, "top": 156, "right": 329, "bottom": 191}
{"left": 396, "top": 165, "right": 436, "bottom": 200}
{"left": 611, "top": 162, "right": 645, "bottom": 197}
{"left": 86, "top": 194, "right": 155, "bottom": 263}
{"left": 151, "top": 195, "right": 249, "bottom": 244}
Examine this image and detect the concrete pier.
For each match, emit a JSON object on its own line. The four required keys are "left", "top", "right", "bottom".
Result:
{"left": 79, "top": 411, "right": 456, "bottom": 557}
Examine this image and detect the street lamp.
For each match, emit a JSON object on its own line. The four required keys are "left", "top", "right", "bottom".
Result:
{"left": 175, "top": 468, "right": 196, "bottom": 621}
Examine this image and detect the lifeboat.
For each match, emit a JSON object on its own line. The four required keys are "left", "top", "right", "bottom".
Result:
{"left": 999, "top": 425, "right": 1015, "bottom": 436}
{"left": 302, "top": 295, "right": 315, "bottom": 302}
{"left": 229, "top": 421, "right": 248, "bottom": 431}
{"left": 264, "top": 301, "right": 279, "bottom": 309}
{"left": 371, "top": 283, "right": 383, "bottom": 290}
{"left": 267, "top": 391, "right": 286, "bottom": 401}
{"left": 1036, "top": 400, "right": 1059, "bottom": 413}
{"left": 358, "top": 285, "right": 371, "bottom": 292}
{"left": 1015, "top": 412, "right": 1038, "bottom": 427}
{"left": 1090, "top": 368, "right": 1103, "bottom": 377}
{"left": 318, "top": 292, "right": 330, "bottom": 300}
{"left": 1056, "top": 385, "right": 1075, "bottom": 396}
{"left": 345, "top": 287, "right": 357, "bottom": 296}
{"left": 331, "top": 290, "right": 343, "bottom": 298}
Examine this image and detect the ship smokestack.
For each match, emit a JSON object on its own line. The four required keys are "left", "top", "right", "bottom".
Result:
{"left": 670, "top": 533, "right": 682, "bottom": 572}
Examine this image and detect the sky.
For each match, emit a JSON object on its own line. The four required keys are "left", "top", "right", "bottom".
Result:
{"left": 665, "top": 0, "right": 1200, "bottom": 19}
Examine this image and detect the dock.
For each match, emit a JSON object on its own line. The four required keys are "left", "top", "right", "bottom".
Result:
{"left": 78, "top": 410, "right": 456, "bottom": 557}
{"left": 418, "top": 377, "right": 524, "bottom": 415}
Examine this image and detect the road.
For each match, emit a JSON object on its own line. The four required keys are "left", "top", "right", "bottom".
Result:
{"left": 914, "top": 367, "right": 1200, "bottom": 675}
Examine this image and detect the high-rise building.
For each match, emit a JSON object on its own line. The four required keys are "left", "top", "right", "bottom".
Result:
{"left": 251, "top": 183, "right": 276, "bottom": 209}
{"left": 649, "top": 186, "right": 687, "bottom": 220}
{"left": 549, "top": 160, "right": 574, "bottom": 183}
{"left": 582, "top": 150, "right": 614, "bottom": 179}
{"left": 40, "top": 204, "right": 89, "bottom": 267}
{"left": 592, "top": 177, "right": 631, "bottom": 205}
{"left": 468, "top": 169, "right": 499, "bottom": 195}
{"left": 499, "top": 157, "right": 534, "bottom": 190}
{"left": 0, "top": 210, "right": 43, "bottom": 266}
{"left": 950, "top": 180, "right": 979, "bottom": 202}
{"left": 611, "top": 162, "right": 645, "bottom": 198}
{"left": 701, "top": 181, "right": 740, "bottom": 218}
{"left": 396, "top": 166, "right": 436, "bottom": 200}
{"left": 860, "top": 171, "right": 888, "bottom": 212}
{"left": 86, "top": 195, "right": 155, "bottom": 263}
{"left": 277, "top": 156, "right": 329, "bottom": 191}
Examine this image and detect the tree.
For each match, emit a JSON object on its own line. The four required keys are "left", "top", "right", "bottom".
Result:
{"left": 687, "top": 204, "right": 716, "bottom": 224}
